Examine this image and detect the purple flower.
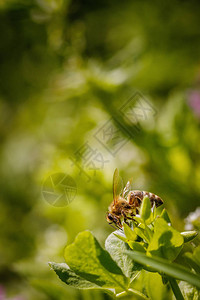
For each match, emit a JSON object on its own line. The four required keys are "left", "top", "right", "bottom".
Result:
{"left": 0, "top": 286, "right": 6, "bottom": 300}
{"left": 187, "top": 90, "right": 200, "bottom": 117}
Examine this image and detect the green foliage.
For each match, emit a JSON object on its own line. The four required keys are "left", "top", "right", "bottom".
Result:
{"left": 181, "top": 231, "right": 198, "bottom": 243}
{"left": 64, "top": 231, "right": 127, "bottom": 289}
{"left": 184, "top": 245, "right": 200, "bottom": 275}
{"left": 126, "top": 251, "right": 200, "bottom": 290}
{"left": 105, "top": 232, "right": 140, "bottom": 280}
{"left": 160, "top": 209, "right": 171, "bottom": 224}
{"left": 122, "top": 222, "right": 137, "bottom": 241}
{"left": 191, "top": 245, "right": 200, "bottom": 267}
{"left": 147, "top": 218, "right": 183, "bottom": 261}
{"left": 145, "top": 273, "right": 170, "bottom": 300}
{"left": 50, "top": 205, "right": 200, "bottom": 299}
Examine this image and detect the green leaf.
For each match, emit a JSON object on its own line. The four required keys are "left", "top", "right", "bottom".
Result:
{"left": 49, "top": 263, "right": 100, "bottom": 289}
{"left": 145, "top": 272, "right": 171, "bottom": 300}
{"left": 144, "top": 224, "right": 153, "bottom": 241}
{"left": 147, "top": 218, "right": 184, "bottom": 261}
{"left": 114, "top": 233, "right": 128, "bottom": 243}
{"left": 181, "top": 231, "right": 198, "bottom": 243}
{"left": 140, "top": 196, "right": 151, "bottom": 221}
{"left": 153, "top": 205, "right": 157, "bottom": 220}
{"left": 128, "top": 241, "right": 146, "bottom": 253}
{"left": 160, "top": 209, "right": 171, "bottom": 224}
{"left": 105, "top": 232, "right": 140, "bottom": 280}
{"left": 123, "top": 222, "right": 137, "bottom": 241}
{"left": 134, "top": 227, "right": 150, "bottom": 243}
{"left": 133, "top": 216, "right": 144, "bottom": 225}
{"left": 64, "top": 231, "right": 127, "bottom": 289}
{"left": 126, "top": 251, "right": 200, "bottom": 289}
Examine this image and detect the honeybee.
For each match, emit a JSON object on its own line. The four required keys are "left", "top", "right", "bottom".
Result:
{"left": 106, "top": 169, "right": 163, "bottom": 228}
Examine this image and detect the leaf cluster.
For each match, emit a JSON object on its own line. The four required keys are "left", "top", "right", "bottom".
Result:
{"left": 50, "top": 197, "right": 200, "bottom": 299}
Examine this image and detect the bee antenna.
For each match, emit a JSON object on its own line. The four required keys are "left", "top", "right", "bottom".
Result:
{"left": 118, "top": 226, "right": 123, "bottom": 232}
{"left": 109, "top": 224, "right": 117, "bottom": 230}
{"left": 108, "top": 222, "right": 122, "bottom": 231}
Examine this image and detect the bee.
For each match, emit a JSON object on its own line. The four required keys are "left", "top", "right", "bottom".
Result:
{"left": 106, "top": 169, "right": 163, "bottom": 228}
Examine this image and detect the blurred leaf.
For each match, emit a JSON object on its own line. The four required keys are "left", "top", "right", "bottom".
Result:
{"left": 126, "top": 251, "right": 200, "bottom": 289}
{"left": 147, "top": 218, "right": 184, "bottom": 261}
{"left": 64, "top": 231, "right": 127, "bottom": 289}
{"left": 184, "top": 254, "right": 200, "bottom": 275}
{"left": 105, "top": 231, "right": 140, "bottom": 280}
{"left": 184, "top": 245, "right": 200, "bottom": 275}
{"left": 192, "top": 245, "right": 200, "bottom": 266}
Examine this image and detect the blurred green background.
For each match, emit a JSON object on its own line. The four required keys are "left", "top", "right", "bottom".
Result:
{"left": 0, "top": 0, "right": 200, "bottom": 299}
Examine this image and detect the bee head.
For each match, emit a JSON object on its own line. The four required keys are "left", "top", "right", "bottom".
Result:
{"left": 106, "top": 213, "right": 114, "bottom": 223}
{"left": 106, "top": 212, "right": 122, "bottom": 230}
{"left": 106, "top": 212, "right": 119, "bottom": 223}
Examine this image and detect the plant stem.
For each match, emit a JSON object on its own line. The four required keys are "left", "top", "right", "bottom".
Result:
{"left": 116, "top": 289, "right": 149, "bottom": 299}
{"left": 115, "top": 291, "right": 127, "bottom": 298}
{"left": 168, "top": 277, "right": 184, "bottom": 300}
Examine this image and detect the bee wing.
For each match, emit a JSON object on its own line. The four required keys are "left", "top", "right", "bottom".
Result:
{"left": 122, "top": 177, "right": 133, "bottom": 198}
{"left": 113, "top": 168, "right": 123, "bottom": 204}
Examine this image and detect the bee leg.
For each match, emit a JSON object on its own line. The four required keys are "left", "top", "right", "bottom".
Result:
{"left": 124, "top": 219, "right": 130, "bottom": 226}
{"left": 115, "top": 221, "right": 123, "bottom": 230}
{"left": 117, "top": 222, "right": 122, "bottom": 230}
{"left": 121, "top": 211, "right": 135, "bottom": 229}
{"left": 115, "top": 217, "right": 122, "bottom": 230}
{"left": 121, "top": 210, "right": 134, "bottom": 220}
{"left": 117, "top": 225, "right": 123, "bottom": 231}
{"left": 125, "top": 216, "right": 135, "bottom": 220}
{"left": 121, "top": 210, "right": 127, "bottom": 218}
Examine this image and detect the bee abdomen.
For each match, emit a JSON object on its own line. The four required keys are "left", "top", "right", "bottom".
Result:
{"left": 143, "top": 191, "right": 163, "bottom": 207}
{"left": 128, "top": 190, "right": 163, "bottom": 208}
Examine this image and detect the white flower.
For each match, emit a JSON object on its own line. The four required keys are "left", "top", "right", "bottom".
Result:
{"left": 185, "top": 207, "right": 200, "bottom": 230}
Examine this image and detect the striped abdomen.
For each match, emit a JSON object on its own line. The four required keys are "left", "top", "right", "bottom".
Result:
{"left": 128, "top": 190, "right": 163, "bottom": 208}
